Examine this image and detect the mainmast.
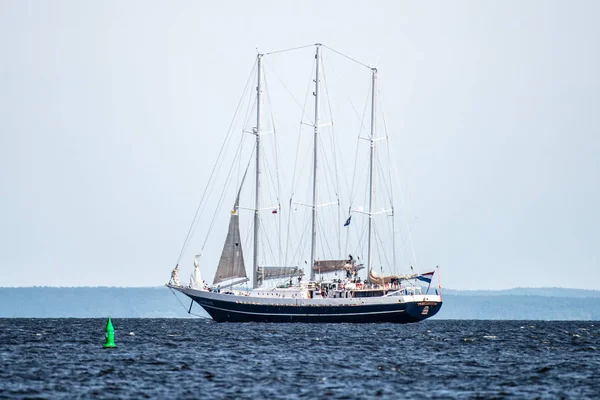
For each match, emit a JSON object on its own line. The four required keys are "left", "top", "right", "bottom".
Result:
{"left": 367, "top": 67, "right": 378, "bottom": 276}
{"left": 310, "top": 44, "right": 321, "bottom": 281}
{"left": 253, "top": 54, "right": 263, "bottom": 289}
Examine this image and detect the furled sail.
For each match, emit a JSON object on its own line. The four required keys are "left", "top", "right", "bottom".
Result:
{"left": 170, "top": 265, "right": 180, "bottom": 286}
{"left": 213, "top": 193, "right": 247, "bottom": 285}
{"left": 314, "top": 260, "right": 365, "bottom": 274}
{"left": 256, "top": 266, "right": 304, "bottom": 285}
{"left": 368, "top": 268, "right": 418, "bottom": 284}
{"left": 189, "top": 255, "right": 204, "bottom": 289}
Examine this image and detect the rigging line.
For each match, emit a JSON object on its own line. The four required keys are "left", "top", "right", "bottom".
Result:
{"left": 344, "top": 213, "right": 350, "bottom": 261}
{"left": 376, "top": 155, "right": 395, "bottom": 272}
{"left": 348, "top": 99, "right": 369, "bottom": 135}
{"left": 264, "top": 43, "right": 316, "bottom": 56}
{"left": 200, "top": 130, "right": 248, "bottom": 252}
{"left": 380, "top": 101, "right": 398, "bottom": 277}
{"left": 353, "top": 180, "right": 371, "bottom": 255}
{"left": 374, "top": 152, "right": 396, "bottom": 266}
{"left": 263, "top": 73, "right": 283, "bottom": 205}
{"left": 193, "top": 133, "right": 244, "bottom": 248}
{"left": 353, "top": 219, "right": 368, "bottom": 268}
{"left": 264, "top": 59, "right": 309, "bottom": 119}
{"left": 380, "top": 105, "right": 398, "bottom": 276}
{"left": 291, "top": 142, "right": 314, "bottom": 195}
{"left": 262, "top": 73, "right": 283, "bottom": 211}
{"left": 379, "top": 88, "right": 396, "bottom": 206}
{"left": 259, "top": 217, "right": 277, "bottom": 267}
{"left": 290, "top": 211, "right": 311, "bottom": 267}
{"left": 374, "top": 220, "right": 393, "bottom": 274}
{"left": 284, "top": 203, "right": 297, "bottom": 265}
{"left": 168, "top": 287, "right": 210, "bottom": 319}
{"left": 376, "top": 151, "right": 393, "bottom": 209}
{"left": 380, "top": 89, "right": 419, "bottom": 271}
{"left": 176, "top": 60, "right": 257, "bottom": 264}
{"left": 284, "top": 198, "right": 293, "bottom": 266}
{"left": 392, "top": 157, "right": 418, "bottom": 270}
{"left": 241, "top": 66, "right": 258, "bottom": 128}
{"left": 316, "top": 211, "right": 334, "bottom": 260}
{"left": 321, "top": 45, "right": 372, "bottom": 70}
{"left": 243, "top": 213, "right": 254, "bottom": 263}
{"left": 177, "top": 63, "right": 255, "bottom": 263}
{"left": 317, "top": 134, "right": 336, "bottom": 202}
{"left": 349, "top": 83, "right": 372, "bottom": 207}
{"left": 183, "top": 67, "right": 256, "bottom": 262}
{"left": 261, "top": 145, "right": 278, "bottom": 206}
{"left": 290, "top": 153, "right": 310, "bottom": 266}
{"left": 242, "top": 98, "right": 258, "bottom": 136}
{"left": 289, "top": 61, "right": 317, "bottom": 198}
{"left": 289, "top": 203, "right": 309, "bottom": 266}
{"left": 320, "top": 54, "right": 341, "bottom": 199}
{"left": 242, "top": 80, "right": 258, "bottom": 128}
{"left": 271, "top": 127, "right": 283, "bottom": 266}
{"left": 286, "top": 69, "right": 315, "bottom": 265}
{"left": 321, "top": 56, "right": 344, "bottom": 257}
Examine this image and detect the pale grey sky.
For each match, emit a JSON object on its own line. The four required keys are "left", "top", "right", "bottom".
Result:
{"left": 1, "top": 1, "right": 598, "bottom": 290}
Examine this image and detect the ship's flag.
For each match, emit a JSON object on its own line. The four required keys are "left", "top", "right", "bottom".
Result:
{"left": 417, "top": 271, "right": 435, "bottom": 283}
{"left": 344, "top": 216, "right": 352, "bottom": 226}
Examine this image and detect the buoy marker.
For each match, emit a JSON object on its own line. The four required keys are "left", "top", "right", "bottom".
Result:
{"left": 103, "top": 317, "right": 117, "bottom": 349}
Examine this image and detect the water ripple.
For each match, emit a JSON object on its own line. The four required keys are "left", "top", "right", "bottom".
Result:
{"left": 0, "top": 319, "right": 599, "bottom": 399}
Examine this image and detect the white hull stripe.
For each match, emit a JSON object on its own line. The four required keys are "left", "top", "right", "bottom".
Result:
{"left": 198, "top": 303, "right": 407, "bottom": 317}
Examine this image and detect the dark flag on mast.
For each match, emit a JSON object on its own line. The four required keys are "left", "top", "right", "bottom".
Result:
{"left": 344, "top": 216, "right": 352, "bottom": 227}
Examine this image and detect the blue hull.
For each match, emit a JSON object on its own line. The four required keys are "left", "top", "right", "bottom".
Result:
{"left": 188, "top": 293, "right": 442, "bottom": 323}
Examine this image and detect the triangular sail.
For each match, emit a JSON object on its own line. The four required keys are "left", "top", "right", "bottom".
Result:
{"left": 213, "top": 192, "right": 247, "bottom": 285}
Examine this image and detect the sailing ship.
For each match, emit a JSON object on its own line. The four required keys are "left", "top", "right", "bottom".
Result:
{"left": 167, "top": 44, "right": 442, "bottom": 323}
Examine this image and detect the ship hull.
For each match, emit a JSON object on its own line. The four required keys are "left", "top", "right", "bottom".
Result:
{"left": 173, "top": 287, "right": 442, "bottom": 323}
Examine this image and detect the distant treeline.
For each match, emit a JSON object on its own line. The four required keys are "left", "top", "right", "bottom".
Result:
{"left": 0, "top": 287, "right": 599, "bottom": 320}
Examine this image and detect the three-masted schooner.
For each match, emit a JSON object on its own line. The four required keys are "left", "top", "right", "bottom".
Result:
{"left": 167, "top": 44, "right": 442, "bottom": 323}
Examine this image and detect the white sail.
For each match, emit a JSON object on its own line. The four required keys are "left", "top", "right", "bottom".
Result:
{"left": 189, "top": 255, "right": 204, "bottom": 289}
{"left": 170, "top": 265, "right": 180, "bottom": 286}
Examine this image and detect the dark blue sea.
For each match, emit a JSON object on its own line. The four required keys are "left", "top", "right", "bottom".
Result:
{"left": 1, "top": 319, "right": 598, "bottom": 399}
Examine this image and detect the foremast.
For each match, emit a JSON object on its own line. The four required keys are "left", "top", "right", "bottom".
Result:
{"left": 253, "top": 53, "right": 263, "bottom": 289}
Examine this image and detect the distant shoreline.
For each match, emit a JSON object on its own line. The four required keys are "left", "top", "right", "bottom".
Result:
{"left": 1, "top": 287, "right": 599, "bottom": 320}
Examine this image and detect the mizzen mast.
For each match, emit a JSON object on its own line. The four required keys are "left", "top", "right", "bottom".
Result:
{"left": 309, "top": 44, "right": 322, "bottom": 282}
{"left": 367, "top": 67, "right": 378, "bottom": 276}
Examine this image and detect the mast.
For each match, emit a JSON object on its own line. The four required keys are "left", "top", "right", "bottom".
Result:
{"left": 310, "top": 44, "right": 321, "bottom": 281}
{"left": 367, "top": 67, "right": 378, "bottom": 277}
{"left": 253, "top": 54, "right": 263, "bottom": 289}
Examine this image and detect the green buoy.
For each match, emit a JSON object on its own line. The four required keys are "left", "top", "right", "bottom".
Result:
{"left": 103, "top": 317, "right": 117, "bottom": 349}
